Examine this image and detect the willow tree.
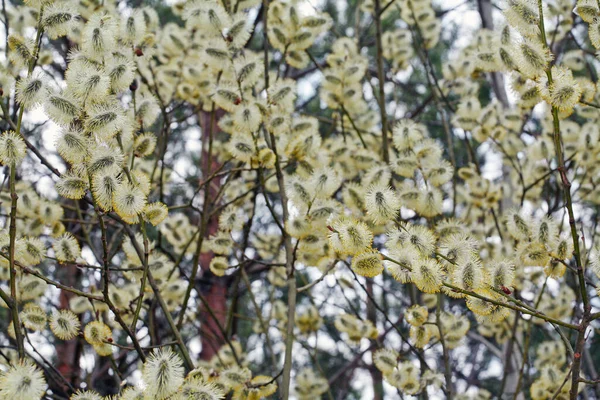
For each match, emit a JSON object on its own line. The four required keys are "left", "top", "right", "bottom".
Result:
{"left": 1, "top": 0, "right": 600, "bottom": 399}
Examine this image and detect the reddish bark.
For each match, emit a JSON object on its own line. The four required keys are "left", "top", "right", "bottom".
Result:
{"left": 197, "top": 109, "right": 228, "bottom": 361}
{"left": 54, "top": 266, "right": 82, "bottom": 388}
{"left": 198, "top": 252, "right": 228, "bottom": 360}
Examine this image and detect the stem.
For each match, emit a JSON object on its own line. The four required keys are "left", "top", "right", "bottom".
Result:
{"left": 262, "top": 0, "right": 296, "bottom": 396}
{"left": 443, "top": 282, "right": 578, "bottom": 330}
{"left": 436, "top": 293, "right": 453, "bottom": 399}
{"left": 130, "top": 219, "right": 149, "bottom": 330}
{"left": 121, "top": 224, "right": 194, "bottom": 369}
{"left": 373, "top": 0, "right": 389, "bottom": 162}
{"left": 101, "top": 220, "right": 147, "bottom": 362}
{"left": 265, "top": 87, "right": 296, "bottom": 400}
{"left": 432, "top": 253, "right": 579, "bottom": 330}
{"left": 512, "top": 279, "right": 547, "bottom": 399}
{"left": 176, "top": 106, "right": 215, "bottom": 329}
{"left": 5, "top": 5, "right": 45, "bottom": 362}
{"left": 272, "top": 135, "right": 296, "bottom": 400}
{"left": 92, "top": 179, "right": 147, "bottom": 361}
{"left": 146, "top": 270, "right": 194, "bottom": 369}
{"left": 536, "top": 1, "right": 589, "bottom": 397}
{"left": 2, "top": 0, "right": 8, "bottom": 60}
{"left": 339, "top": 104, "right": 368, "bottom": 148}
{"left": 240, "top": 267, "right": 277, "bottom": 370}
{"left": 498, "top": 311, "right": 520, "bottom": 398}
{"left": 8, "top": 163, "right": 24, "bottom": 359}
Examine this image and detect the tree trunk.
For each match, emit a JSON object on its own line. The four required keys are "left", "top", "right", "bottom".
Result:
{"left": 197, "top": 109, "right": 228, "bottom": 361}
{"left": 54, "top": 267, "right": 82, "bottom": 389}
